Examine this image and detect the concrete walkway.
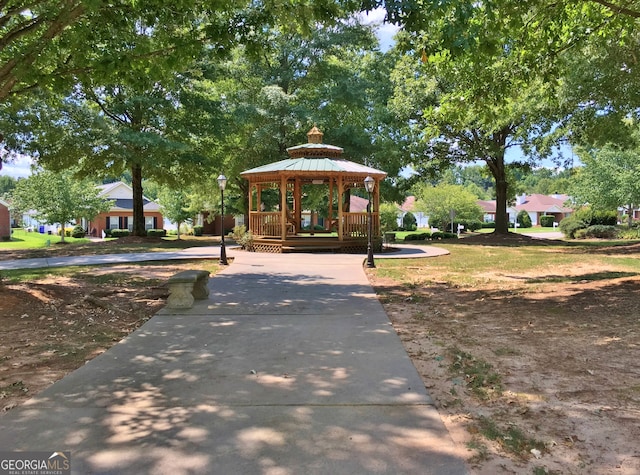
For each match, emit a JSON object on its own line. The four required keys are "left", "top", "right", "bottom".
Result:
{"left": 0, "top": 243, "right": 449, "bottom": 270}
{"left": 0, "top": 248, "right": 467, "bottom": 475}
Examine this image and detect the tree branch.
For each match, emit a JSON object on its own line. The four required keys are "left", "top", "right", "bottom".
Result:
{"left": 589, "top": 0, "right": 640, "bottom": 18}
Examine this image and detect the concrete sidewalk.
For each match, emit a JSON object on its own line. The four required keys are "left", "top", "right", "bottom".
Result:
{"left": 0, "top": 251, "right": 466, "bottom": 474}
{"left": 0, "top": 243, "right": 449, "bottom": 270}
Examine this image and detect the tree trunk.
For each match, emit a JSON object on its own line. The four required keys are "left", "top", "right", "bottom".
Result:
{"left": 131, "top": 163, "right": 146, "bottom": 236}
{"left": 485, "top": 129, "right": 511, "bottom": 235}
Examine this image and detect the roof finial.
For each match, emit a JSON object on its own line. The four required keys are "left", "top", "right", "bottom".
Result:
{"left": 307, "top": 125, "right": 324, "bottom": 144}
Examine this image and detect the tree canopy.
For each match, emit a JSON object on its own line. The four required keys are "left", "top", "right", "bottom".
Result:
{"left": 11, "top": 169, "right": 112, "bottom": 241}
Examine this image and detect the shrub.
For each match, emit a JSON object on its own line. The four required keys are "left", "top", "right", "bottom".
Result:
{"left": 402, "top": 211, "right": 417, "bottom": 231}
{"left": 71, "top": 225, "right": 86, "bottom": 238}
{"left": 239, "top": 231, "right": 254, "bottom": 251}
{"left": 559, "top": 215, "right": 587, "bottom": 239}
{"left": 619, "top": 227, "right": 640, "bottom": 239}
{"left": 380, "top": 203, "right": 400, "bottom": 232}
{"left": 110, "top": 229, "right": 130, "bottom": 237}
{"left": 416, "top": 232, "right": 430, "bottom": 240}
{"left": 404, "top": 233, "right": 418, "bottom": 241}
{"left": 193, "top": 225, "right": 204, "bottom": 236}
{"left": 591, "top": 210, "right": 618, "bottom": 226}
{"left": 442, "top": 232, "right": 458, "bottom": 239}
{"left": 482, "top": 221, "right": 496, "bottom": 229}
{"left": 583, "top": 225, "right": 619, "bottom": 239}
{"left": 58, "top": 227, "right": 74, "bottom": 237}
{"left": 539, "top": 215, "right": 555, "bottom": 228}
{"left": 574, "top": 228, "right": 587, "bottom": 239}
{"left": 146, "top": 229, "right": 166, "bottom": 237}
{"left": 463, "top": 219, "right": 483, "bottom": 232}
{"left": 516, "top": 210, "right": 532, "bottom": 228}
{"left": 383, "top": 232, "right": 396, "bottom": 242}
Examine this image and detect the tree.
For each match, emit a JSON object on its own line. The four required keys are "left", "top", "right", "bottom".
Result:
{"left": 413, "top": 183, "right": 483, "bottom": 232}
{"left": 0, "top": 0, "right": 376, "bottom": 103}
{"left": 10, "top": 170, "right": 112, "bottom": 242}
{"left": 569, "top": 145, "right": 640, "bottom": 226}
{"left": 0, "top": 175, "right": 16, "bottom": 197}
{"left": 182, "top": 23, "right": 402, "bottom": 221}
{"left": 383, "top": 1, "right": 640, "bottom": 233}
{"left": 157, "top": 188, "right": 196, "bottom": 240}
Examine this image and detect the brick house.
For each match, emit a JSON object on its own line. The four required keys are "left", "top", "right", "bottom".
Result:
{"left": 0, "top": 199, "right": 11, "bottom": 240}
{"left": 86, "top": 182, "right": 163, "bottom": 237}
{"left": 478, "top": 194, "right": 573, "bottom": 226}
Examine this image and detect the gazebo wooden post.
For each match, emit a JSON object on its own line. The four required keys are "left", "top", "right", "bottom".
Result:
{"left": 294, "top": 178, "right": 301, "bottom": 233}
{"left": 374, "top": 178, "right": 381, "bottom": 237}
{"left": 328, "top": 176, "right": 334, "bottom": 232}
{"left": 280, "top": 175, "right": 288, "bottom": 239}
{"left": 337, "top": 176, "right": 344, "bottom": 241}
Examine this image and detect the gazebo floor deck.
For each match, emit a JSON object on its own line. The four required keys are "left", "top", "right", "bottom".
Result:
{"left": 252, "top": 234, "right": 372, "bottom": 254}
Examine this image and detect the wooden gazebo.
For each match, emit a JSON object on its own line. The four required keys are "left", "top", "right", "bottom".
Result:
{"left": 240, "top": 126, "right": 387, "bottom": 253}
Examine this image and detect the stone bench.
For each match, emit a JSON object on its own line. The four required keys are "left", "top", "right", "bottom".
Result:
{"left": 167, "top": 270, "right": 210, "bottom": 309}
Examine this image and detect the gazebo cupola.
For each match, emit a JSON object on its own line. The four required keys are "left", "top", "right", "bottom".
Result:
{"left": 241, "top": 126, "right": 386, "bottom": 253}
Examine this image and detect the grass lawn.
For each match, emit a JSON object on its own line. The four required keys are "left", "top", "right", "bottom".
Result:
{"left": 369, "top": 238, "right": 640, "bottom": 473}
{"left": 0, "top": 228, "right": 223, "bottom": 257}
{"left": 0, "top": 228, "right": 91, "bottom": 249}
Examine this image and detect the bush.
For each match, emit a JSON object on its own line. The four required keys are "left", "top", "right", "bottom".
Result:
{"left": 583, "top": 225, "right": 619, "bottom": 239}
{"left": 110, "top": 229, "right": 130, "bottom": 237}
{"left": 559, "top": 215, "right": 587, "bottom": 239}
{"left": 516, "top": 210, "right": 532, "bottom": 228}
{"left": 591, "top": 210, "right": 618, "bottom": 226}
{"left": 463, "top": 219, "right": 483, "bottom": 232}
{"left": 442, "top": 232, "right": 458, "bottom": 239}
{"left": 380, "top": 203, "right": 400, "bottom": 232}
{"left": 402, "top": 211, "right": 417, "bottom": 231}
{"left": 384, "top": 232, "right": 396, "bottom": 242}
{"left": 193, "top": 225, "right": 204, "bottom": 236}
{"left": 482, "top": 221, "right": 496, "bottom": 229}
{"left": 618, "top": 227, "right": 640, "bottom": 239}
{"left": 71, "top": 225, "right": 86, "bottom": 238}
{"left": 58, "top": 227, "right": 74, "bottom": 237}
{"left": 146, "top": 229, "right": 166, "bottom": 237}
{"left": 539, "top": 215, "right": 555, "bottom": 228}
{"left": 238, "top": 231, "right": 254, "bottom": 251}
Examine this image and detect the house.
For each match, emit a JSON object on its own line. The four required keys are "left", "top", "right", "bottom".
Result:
{"left": 477, "top": 194, "right": 573, "bottom": 226}
{"left": 399, "top": 196, "right": 429, "bottom": 228}
{"left": 477, "top": 200, "right": 497, "bottom": 223}
{"left": 0, "top": 199, "right": 10, "bottom": 240}
{"left": 85, "top": 182, "right": 164, "bottom": 236}
{"left": 512, "top": 193, "right": 573, "bottom": 225}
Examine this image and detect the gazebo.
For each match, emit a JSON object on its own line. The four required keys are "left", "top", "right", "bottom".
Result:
{"left": 240, "top": 126, "right": 387, "bottom": 253}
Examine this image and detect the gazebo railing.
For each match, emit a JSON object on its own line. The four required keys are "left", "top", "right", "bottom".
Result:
{"left": 250, "top": 211, "right": 379, "bottom": 239}
{"left": 249, "top": 212, "right": 283, "bottom": 237}
{"left": 342, "top": 212, "right": 379, "bottom": 238}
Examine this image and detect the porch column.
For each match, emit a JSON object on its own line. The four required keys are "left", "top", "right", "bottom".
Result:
{"left": 280, "top": 175, "right": 288, "bottom": 239}
{"left": 337, "top": 176, "right": 344, "bottom": 241}
{"left": 294, "top": 178, "right": 301, "bottom": 233}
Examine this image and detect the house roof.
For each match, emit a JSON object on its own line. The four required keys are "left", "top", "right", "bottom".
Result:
{"left": 477, "top": 200, "right": 497, "bottom": 213}
{"left": 349, "top": 195, "right": 369, "bottom": 213}
{"left": 399, "top": 196, "right": 416, "bottom": 212}
{"left": 515, "top": 194, "right": 572, "bottom": 213}
{"left": 97, "top": 181, "right": 160, "bottom": 211}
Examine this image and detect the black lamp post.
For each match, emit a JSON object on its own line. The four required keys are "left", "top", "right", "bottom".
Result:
{"left": 217, "top": 174, "right": 228, "bottom": 265}
{"left": 364, "top": 175, "right": 375, "bottom": 268}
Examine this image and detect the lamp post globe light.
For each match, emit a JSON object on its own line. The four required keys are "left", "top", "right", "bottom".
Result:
{"left": 364, "top": 176, "right": 375, "bottom": 268}
{"left": 217, "top": 174, "right": 228, "bottom": 265}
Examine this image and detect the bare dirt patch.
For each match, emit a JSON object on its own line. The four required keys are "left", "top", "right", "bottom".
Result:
{"left": 0, "top": 261, "right": 212, "bottom": 414}
{"left": 369, "top": 240, "right": 640, "bottom": 474}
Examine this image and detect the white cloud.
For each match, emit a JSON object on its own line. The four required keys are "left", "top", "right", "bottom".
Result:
{"left": 358, "top": 7, "right": 401, "bottom": 52}
{"left": 1, "top": 154, "right": 34, "bottom": 179}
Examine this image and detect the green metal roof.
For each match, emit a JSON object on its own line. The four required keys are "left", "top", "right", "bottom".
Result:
{"left": 240, "top": 158, "right": 387, "bottom": 176}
